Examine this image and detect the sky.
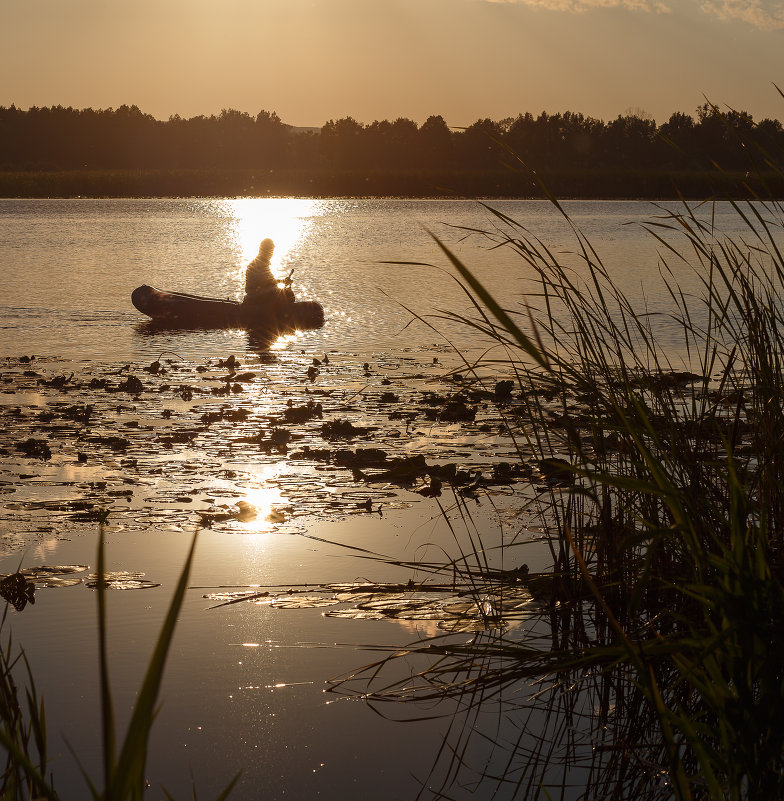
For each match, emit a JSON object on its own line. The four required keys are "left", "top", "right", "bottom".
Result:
{"left": 1, "top": 0, "right": 783, "bottom": 128}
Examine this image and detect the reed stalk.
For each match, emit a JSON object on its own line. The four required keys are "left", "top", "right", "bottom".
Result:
{"left": 334, "top": 142, "right": 784, "bottom": 797}
{"left": 0, "top": 530, "right": 237, "bottom": 801}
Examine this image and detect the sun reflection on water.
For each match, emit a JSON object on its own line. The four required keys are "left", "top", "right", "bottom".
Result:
{"left": 234, "top": 464, "right": 289, "bottom": 534}
{"left": 270, "top": 330, "right": 304, "bottom": 351}
{"left": 222, "top": 198, "right": 320, "bottom": 285}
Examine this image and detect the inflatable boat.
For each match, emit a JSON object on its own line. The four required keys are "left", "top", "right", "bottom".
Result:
{"left": 131, "top": 285, "right": 324, "bottom": 330}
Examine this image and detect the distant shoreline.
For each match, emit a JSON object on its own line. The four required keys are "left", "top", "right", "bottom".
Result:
{"left": 1, "top": 168, "right": 781, "bottom": 200}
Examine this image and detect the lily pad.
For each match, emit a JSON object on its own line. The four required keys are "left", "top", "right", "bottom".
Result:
{"left": 87, "top": 579, "right": 160, "bottom": 590}
{"left": 35, "top": 576, "right": 83, "bottom": 588}
{"left": 85, "top": 571, "right": 160, "bottom": 590}
{"left": 203, "top": 590, "right": 267, "bottom": 602}
{"left": 21, "top": 564, "right": 89, "bottom": 579}
{"left": 440, "top": 599, "right": 480, "bottom": 615}
{"left": 323, "top": 608, "right": 388, "bottom": 620}
{"left": 333, "top": 592, "right": 389, "bottom": 604}
{"left": 266, "top": 508, "right": 287, "bottom": 523}
{"left": 324, "top": 582, "right": 415, "bottom": 594}
{"left": 204, "top": 590, "right": 271, "bottom": 607}
{"left": 356, "top": 596, "right": 432, "bottom": 615}
{"left": 270, "top": 594, "right": 339, "bottom": 609}
{"left": 390, "top": 605, "right": 450, "bottom": 621}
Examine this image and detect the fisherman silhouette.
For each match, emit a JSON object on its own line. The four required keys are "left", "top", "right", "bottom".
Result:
{"left": 131, "top": 236, "right": 323, "bottom": 329}
{"left": 242, "top": 239, "right": 294, "bottom": 308}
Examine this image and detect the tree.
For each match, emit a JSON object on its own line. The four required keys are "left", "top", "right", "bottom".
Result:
{"left": 320, "top": 117, "right": 364, "bottom": 168}
{"left": 419, "top": 115, "right": 453, "bottom": 168}
{"left": 456, "top": 118, "right": 504, "bottom": 169}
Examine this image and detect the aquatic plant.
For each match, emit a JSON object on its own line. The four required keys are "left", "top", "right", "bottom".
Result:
{"left": 0, "top": 531, "right": 237, "bottom": 801}
{"left": 331, "top": 138, "right": 784, "bottom": 796}
{"left": 0, "top": 603, "right": 52, "bottom": 800}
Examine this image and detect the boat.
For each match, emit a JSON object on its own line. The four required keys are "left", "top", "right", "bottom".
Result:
{"left": 131, "top": 285, "right": 324, "bottom": 330}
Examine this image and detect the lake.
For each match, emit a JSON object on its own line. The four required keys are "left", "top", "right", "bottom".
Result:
{"left": 4, "top": 196, "right": 756, "bottom": 362}
{"left": 0, "top": 197, "right": 775, "bottom": 800}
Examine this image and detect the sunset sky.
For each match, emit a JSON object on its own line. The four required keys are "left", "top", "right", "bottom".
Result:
{"left": 2, "top": 0, "right": 782, "bottom": 128}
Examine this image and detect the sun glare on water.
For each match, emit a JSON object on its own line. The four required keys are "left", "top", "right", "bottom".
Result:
{"left": 223, "top": 198, "right": 319, "bottom": 285}
{"left": 235, "top": 464, "right": 290, "bottom": 534}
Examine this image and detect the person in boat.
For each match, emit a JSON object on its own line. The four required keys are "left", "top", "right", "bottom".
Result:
{"left": 242, "top": 238, "right": 294, "bottom": 309}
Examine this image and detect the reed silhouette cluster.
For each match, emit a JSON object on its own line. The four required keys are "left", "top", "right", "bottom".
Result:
{"left": 331, "top": 137, "right": 784, "bottom": 796}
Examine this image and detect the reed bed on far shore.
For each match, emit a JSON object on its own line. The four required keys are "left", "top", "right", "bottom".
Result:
{"left": 1, "top": 167, "right": 780, "bottom": 200}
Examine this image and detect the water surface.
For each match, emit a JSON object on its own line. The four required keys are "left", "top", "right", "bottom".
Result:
{"left": 1, "top": 197, "right": 777, "bottom": 800}
{"left": 3, "top": 197, "right": 759, "bottom": 361}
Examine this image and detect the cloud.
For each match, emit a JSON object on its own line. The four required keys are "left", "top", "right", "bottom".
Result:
{"left": 483, "top": 0, "right": 671, "bottom": 11}
{"left": 484, "top": 0, "right": 784, "bottom": 28}
{"left": 699, "top": 0, "right": 784, "bottom": 28}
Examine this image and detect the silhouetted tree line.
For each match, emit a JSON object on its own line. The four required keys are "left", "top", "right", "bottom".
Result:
{"left": 1, "top": 103, "right": 783, "bottom": 196}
